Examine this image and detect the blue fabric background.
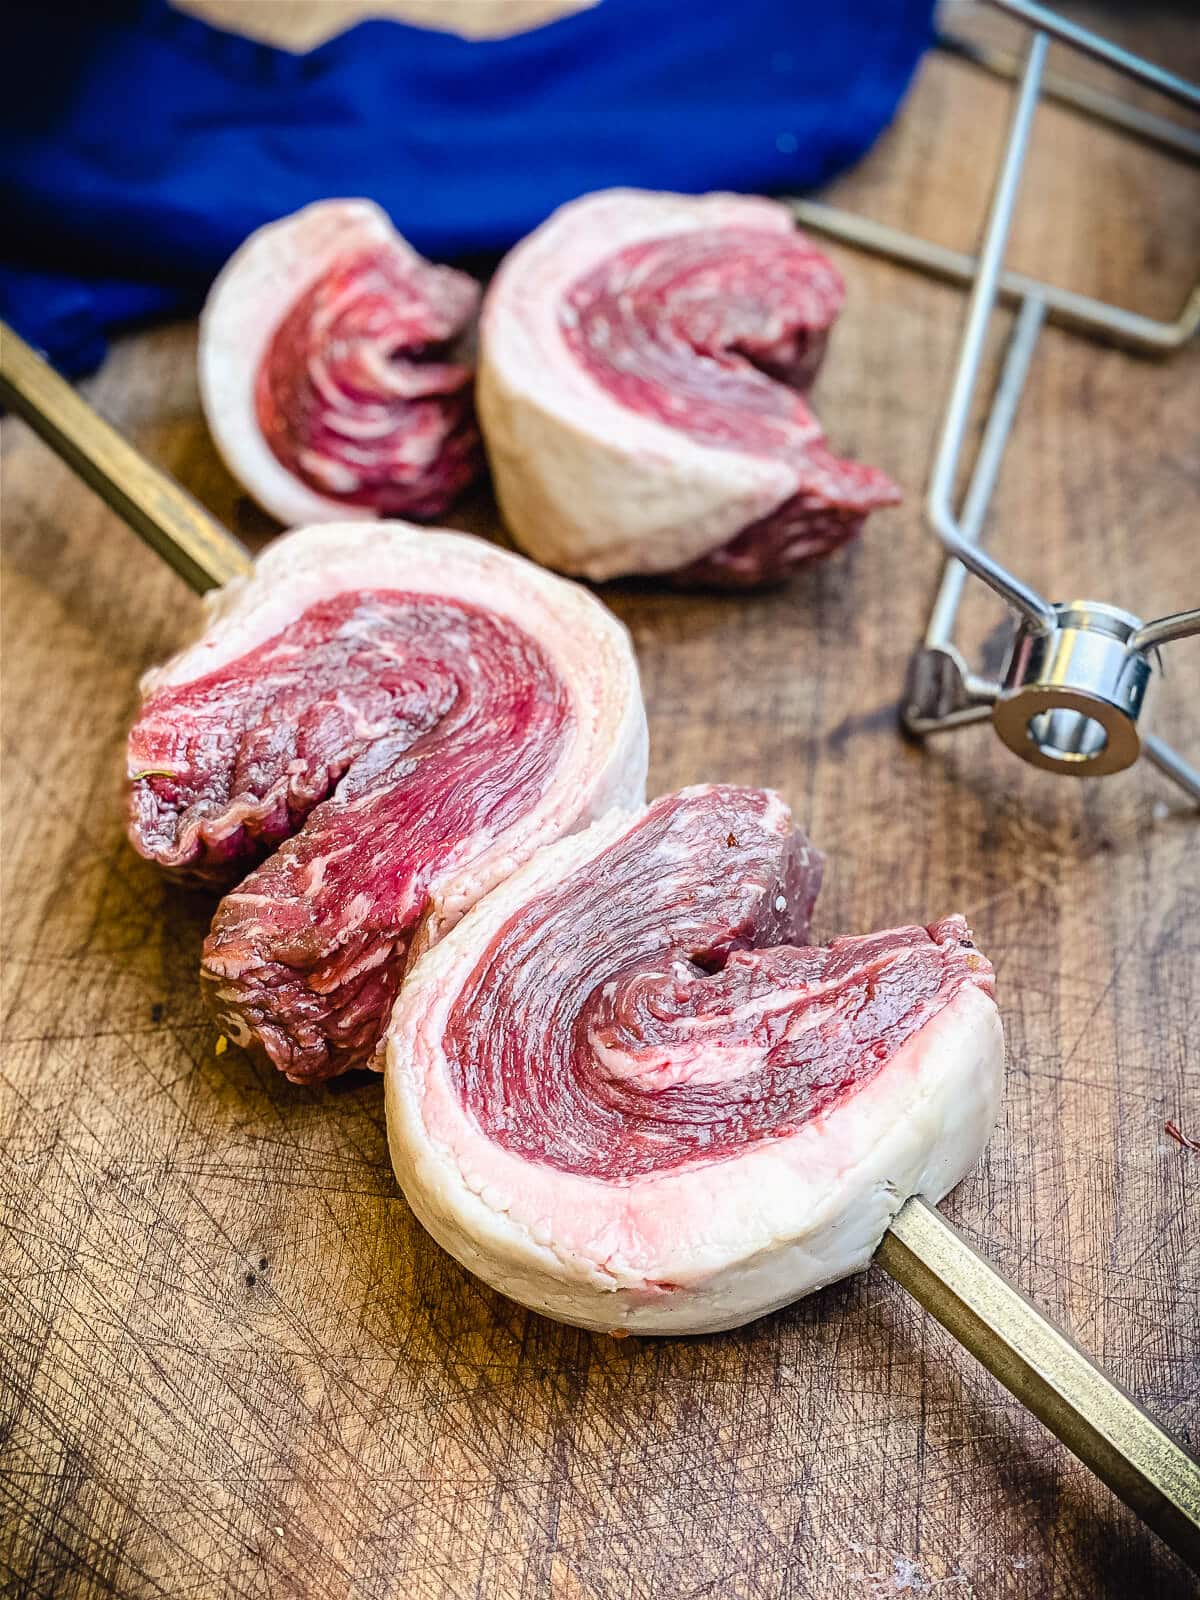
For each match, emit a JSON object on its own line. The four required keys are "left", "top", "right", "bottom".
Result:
{"left": 1, "top": 0, "right": 932, "bottom": 374}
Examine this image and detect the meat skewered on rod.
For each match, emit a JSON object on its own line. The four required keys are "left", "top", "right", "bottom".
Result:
{"left": 2, "top": 319, "right": 1197, "bottom": 1565}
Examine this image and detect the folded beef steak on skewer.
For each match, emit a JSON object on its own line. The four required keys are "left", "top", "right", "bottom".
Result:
{"left": 478, "top": 188, "right": 901, "bottom": 587}
{"left": 386, "top": 785, "right": 1004, "bottom": 1334}
{"left": 200, "top": 200, "right": 484, "bottom": 526}
{"left": 126, "top": 523, "right": 648, "bottom": 1081}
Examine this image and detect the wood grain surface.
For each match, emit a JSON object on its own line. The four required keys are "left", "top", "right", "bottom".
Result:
{"left": 2, "top": 7, "right": 1198, "bottom": 1597}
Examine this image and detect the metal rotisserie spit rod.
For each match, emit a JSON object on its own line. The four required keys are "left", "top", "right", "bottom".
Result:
{"left": 0, "top": 322, "right": 252, "bottom": 590}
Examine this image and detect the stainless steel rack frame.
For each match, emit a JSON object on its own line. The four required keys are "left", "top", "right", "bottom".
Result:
{"left": 789, "top": 0, "right": 1200, "bottom": 805}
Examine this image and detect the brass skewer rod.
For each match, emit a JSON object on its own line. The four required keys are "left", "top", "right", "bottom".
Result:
{"left": 879, "top": 1198, "right": 1200, "bottom": 1567}
{"left": 0, "top": 322, "right": 252, "bottom": 592}
{"left": 2, "top": 322, "right": 1198, "bottom": 1568}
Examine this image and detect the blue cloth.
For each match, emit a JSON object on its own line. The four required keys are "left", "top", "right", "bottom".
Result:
{"left": 1, "top": 0, "right": 932, "bottom": 374}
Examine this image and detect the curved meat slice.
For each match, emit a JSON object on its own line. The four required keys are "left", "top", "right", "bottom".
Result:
{"left": 200, "top": 200, "right": 484, "bottom": 526}
{"left": 127, "top": 522, "right": 647, "bottom": 1081}
{"left": 386, "top": 785, "right": 1003, "bottom": 1334}
{"left": 478, "top": 188, "right": 900, "bottom": 586}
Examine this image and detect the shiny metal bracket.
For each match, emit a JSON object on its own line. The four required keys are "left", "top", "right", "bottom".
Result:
{"left": 789, "top": 0, "right": 1200, "bottom": 805}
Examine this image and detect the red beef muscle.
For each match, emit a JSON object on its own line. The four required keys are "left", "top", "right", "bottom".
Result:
{"left": 256, "top": 248, "right": 481, "bottom": 519}
{"left": 386, "top": 786, "right": 1004, "bottom": 1333}
{"left": 127, "top": 524, "right": 647, "bottom": 1081}
{"left": 201, "top": 200, "right": 483, "bottom": 528}
{"left": 479, "top": 189, "right": 900, "bottom": 585}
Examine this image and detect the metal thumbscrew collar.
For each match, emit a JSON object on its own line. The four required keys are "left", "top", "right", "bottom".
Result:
{"left": 991, "top": 601, "right": 1155, "bottom": 777}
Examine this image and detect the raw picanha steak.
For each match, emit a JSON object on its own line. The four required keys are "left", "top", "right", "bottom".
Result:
{"left": 478, "top": 188, "right": 901, "bottom": 587}
{"left": 200, "top": 200, "right": 484, "bottom": 526}
{"left": 127, "top": 522, "right": 647, "bottom": 1081}
{"left": 386, "top": 785, "right": 1003, "bottom": 1333}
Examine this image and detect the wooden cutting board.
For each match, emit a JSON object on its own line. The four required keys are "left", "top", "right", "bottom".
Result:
{"left": 2, "top": 8, "right": 1198, "bottom": 1598}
